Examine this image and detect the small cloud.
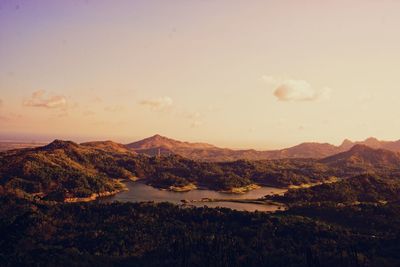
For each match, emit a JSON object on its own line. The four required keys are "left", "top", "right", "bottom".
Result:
{"left": 274, "top": 80, "right": 315, "bottom": 101}
{"left": 140, "top": 96, "right": 173, "bottom": 111}
{"left": 24, "top": 90, "right": 67, "bottom": 109}
{"left": 262, "top": 75, "right": 331, "bottom": 102}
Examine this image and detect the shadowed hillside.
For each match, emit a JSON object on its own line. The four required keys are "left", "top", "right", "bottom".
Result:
{"left": 320, "top": 145, "right": 400, "bottom": 169}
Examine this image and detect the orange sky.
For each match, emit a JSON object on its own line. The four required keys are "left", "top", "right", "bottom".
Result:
{"left": 1, "top": 0, "right": 400, "bottom": 149}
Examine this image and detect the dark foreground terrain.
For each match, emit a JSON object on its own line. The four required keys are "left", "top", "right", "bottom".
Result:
{"left": 2, "top": 141, "right": 400, "bottom": 266}
{"left": 1, "top": 196, "right": 400, "bottom": 267}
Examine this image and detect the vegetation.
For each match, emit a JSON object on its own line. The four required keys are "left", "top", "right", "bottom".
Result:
{"left": 1, "top": 196, "right": 400, "bottom": 266}
{"left": 273, "top": 173, "right": 400, "bottom": 205}
{"left": 2, "top": 141, "right": 400, "bottom": 201}
{"left": 2, "top": 141, "right": 400, "bottom": 265}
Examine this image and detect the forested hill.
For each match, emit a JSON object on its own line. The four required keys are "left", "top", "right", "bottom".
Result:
{"left": 274, "top": 173, "right": 400, "bottom": 205}
{"left": 0, "top": 140, "right": 139, "bottom": 201}
{"left": 0, "top": 140, "right": 330, "bottom": 200}
{"left": 272, "top": 146, "right": 400, "bottom": 206}
{"left": 2, "top": 140, "right": 400, "bottom": 202}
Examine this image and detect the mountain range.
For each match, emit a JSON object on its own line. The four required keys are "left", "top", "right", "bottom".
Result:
{"left": 2, "top": 134, "right": 400, "bottom": 162}
{"left": 125, "top": 134, "right": 400, "bottom": 161}
{"left": 2, "top": 137, "right": 400, "bottom": 201}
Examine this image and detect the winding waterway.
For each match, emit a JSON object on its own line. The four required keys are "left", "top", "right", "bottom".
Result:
{"left": 100, "top": 180, "right": 287, "bottom": 212}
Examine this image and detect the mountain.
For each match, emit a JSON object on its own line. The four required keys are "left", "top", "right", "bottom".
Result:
{"left": 2, "top": 135, "right": 400, "bottom": 162}
{"left": 125, "top": 134, "right": 341, "bottom": 161}
{"left": 277, "top": 142, "right": 339, "bottom": 158}
{"left": 125, "top": 135, "right": 400, "bottom": 161}
{"left": 320, "top": 144, "right": 400, "bottom": 169}
{"left": 338, "top": 137, "right": 400, "bottom": 152}
{"left": 127, "top": 134, "right": 216, "bottom": 150}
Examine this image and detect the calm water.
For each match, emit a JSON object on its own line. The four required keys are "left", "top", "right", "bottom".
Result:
{"left": 100, "top": 180, "right": 287, "bottom": 212}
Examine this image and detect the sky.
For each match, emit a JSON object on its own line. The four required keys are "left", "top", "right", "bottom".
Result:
{"left": 1, "top": 0, "right": 400, "bottom": 149}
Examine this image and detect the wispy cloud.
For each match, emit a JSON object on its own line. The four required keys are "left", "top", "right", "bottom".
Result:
{"left": 140, "top": 96, "right": 173, "bottom": 111}
{"left": 262, "top": 76, "right": 331, "bottom": 102}
{"left": 23, "top": 90, "right": 68, "bottom": 109}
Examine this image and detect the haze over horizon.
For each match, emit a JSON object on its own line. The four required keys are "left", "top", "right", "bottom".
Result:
{"left": 1, "top": 0, "right": 400, "bottom": 149}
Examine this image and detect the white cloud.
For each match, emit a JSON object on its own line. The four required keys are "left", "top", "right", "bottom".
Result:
{"left": 274, "top": 80, "right": 316, "bottom": 101}
{"left": 262, "top": 76, "right": 331, "bottom": 102}
{"left": 24, "top": 90, "right": 67, "bottom": 109}
{"left": 140, "top": 96, "right": 173, "bottom": 111}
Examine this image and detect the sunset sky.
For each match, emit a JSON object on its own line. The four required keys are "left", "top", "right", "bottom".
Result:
{"left": 1, "top": 0, "right": 400, "bottom": 149}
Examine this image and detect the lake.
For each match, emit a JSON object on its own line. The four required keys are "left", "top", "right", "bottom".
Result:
{"left": 100, "top": 180, "right": 287, "bottom": 212}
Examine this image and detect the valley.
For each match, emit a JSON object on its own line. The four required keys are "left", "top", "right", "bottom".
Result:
{"left": 2, "top": 137, "right": 400, "bottom": 266}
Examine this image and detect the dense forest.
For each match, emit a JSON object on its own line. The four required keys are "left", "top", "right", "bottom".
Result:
{"left": 273, "top": 173, "right": 400, "bottom": 205}
{"left": 1, "top": 196, "right": 400, "bottom": 267}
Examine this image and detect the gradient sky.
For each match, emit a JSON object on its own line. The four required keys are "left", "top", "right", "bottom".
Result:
{"left": 1, "top": 0, "right": 400, "bottom": 149}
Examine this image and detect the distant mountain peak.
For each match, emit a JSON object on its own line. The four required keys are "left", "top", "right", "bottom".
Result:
{"left": 340, "top": 138, "right": 353, "bottom": 146}
{"left": 126, "top": 134, "right": 216, "bottom": 150}
{"left": 321, "top": 144, "right": 400, "bottom": 167}
{"left": 43, "top": 139, "right": 79, "bottom": 150}
{"left": 364, "top": 137, "right": 380, "bottom": 144}
{"left": 124, "top": 135, "right": 400, "bottom": 161}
